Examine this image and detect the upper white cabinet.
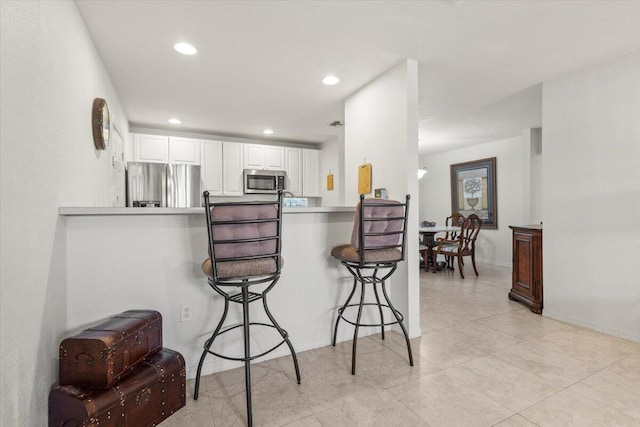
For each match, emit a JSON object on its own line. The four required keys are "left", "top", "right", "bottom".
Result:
{"left": 133, "top": 134, "right": 169, "bottom": 163}
{"left": 223, "top": 142, "right": 244, "bottom": 196}
{"left": 169, "top": 137, "right": 200, "bottom": 165}
{"left": 285, "top": 148, "right": 320, "bottom": 197}
{"left": 201, "top": 141, "right": 244, "bottom": 197}
{"left": 243, "top": 144, "right": 285, "bottom": 170}
{"left": 303, "top": 149, "right": 320, "bottom": 197}
{"left": 285, "top": 148, "right": 303, "bottom": 196}
{"left": 132, "top": 134, "right": 200, "bottom": 165}
{"left": 201, "top": 141, "right": 223, "bottom": 196}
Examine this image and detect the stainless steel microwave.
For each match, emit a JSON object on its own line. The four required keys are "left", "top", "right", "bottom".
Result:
{"left": 243, "top": 169, "right": 286, "bottom": 194}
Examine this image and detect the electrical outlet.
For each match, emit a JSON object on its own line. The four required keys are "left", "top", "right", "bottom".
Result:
{"left": 181, "top": 304, "right": 192, "bottom": 322}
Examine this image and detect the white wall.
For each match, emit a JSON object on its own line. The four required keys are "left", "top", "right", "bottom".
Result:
{"left": 344, "top": 60, "right": 420, "bottom": 337}
{"left": 542, "top": 50, "right": 640, "bottom": 343}
{"left": 0, "top": 1, "right": 129, "bottom": 424}
{"left": 320, "top": 133, "right": 344, "bottom": 206}
{"left": 419, "top": 135, "right": 528, "bottom": 267}
{"left": 64, "top": 211, "right": 357, "bottom": 379}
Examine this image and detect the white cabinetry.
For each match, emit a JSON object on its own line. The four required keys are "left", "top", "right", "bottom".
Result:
{"left": 201, "top": 141, "right": 244, "bottom": 196}
{"left": 169, "top": 137, "right": 200, "bottom": 165}
{"left": 244, "top": 144, "right": 285, "bottom": 170}
{"left": 201, "top": 141, "right": 223, "bottom": 196}
{"left": 285, "top": 148, "right": 320, "bottom": 197}
{"left": 285, "top": 148, "right": 303, "bottom": 196}
{"left": 303, "top": 149, "right": 320, "bottom": 197}
{"left": 133, "top": 134, "right": 169, "bottom": 163}
{"left": 132, "top": 134, "right": 200, "bottom": 165}
{"left": 223, "top": 142, "right": 244, "bottom": 196}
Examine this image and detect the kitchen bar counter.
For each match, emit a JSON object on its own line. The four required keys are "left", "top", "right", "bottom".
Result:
{"left": 60, "top": 206, "right": 385, "bottom": 380}
{"left": 59, "top": 206, "right": 355, "bottom": 216}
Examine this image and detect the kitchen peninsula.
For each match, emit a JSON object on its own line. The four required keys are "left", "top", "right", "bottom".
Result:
{"left": 60, "top": 206, "right": 370, "bottom": 379}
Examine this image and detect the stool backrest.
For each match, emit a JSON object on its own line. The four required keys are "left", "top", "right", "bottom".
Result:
{"left": 351, "top": 194, "right": 410, "bottom": 264}
{"left": 203, "top": 190, "right": 283, "bottom": 281}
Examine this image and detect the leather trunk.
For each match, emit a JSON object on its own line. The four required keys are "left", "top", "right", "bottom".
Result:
{"left": 49, "top": 348, "right": 186, "bottom": 427}
{"left": 59, "top": 310, "right": 162, "bottom": 389}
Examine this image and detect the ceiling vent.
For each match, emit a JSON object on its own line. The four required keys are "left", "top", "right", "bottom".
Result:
{"left": 329, "top": 120, "right": 344, "bottom": 127}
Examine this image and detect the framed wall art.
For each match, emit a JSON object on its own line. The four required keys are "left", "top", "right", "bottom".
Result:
{"left": 450, "top": 157, "right": 497, "bottom": 229}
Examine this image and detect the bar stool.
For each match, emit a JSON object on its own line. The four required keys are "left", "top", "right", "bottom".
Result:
{"left": 194, "top": 190, "right": 300, "bottom": 427}
{"left": 330, "top": 194, "right": 413, "bottom": 375}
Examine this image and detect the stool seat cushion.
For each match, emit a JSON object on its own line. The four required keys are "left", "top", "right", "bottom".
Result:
{"left": 202, "top": 257, "right": 281, "bottom": 279}
{"left": 331, "top": 244, "right": 402, "bottom": 263}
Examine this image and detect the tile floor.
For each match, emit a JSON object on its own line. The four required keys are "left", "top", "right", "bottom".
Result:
{"left": 164, "top": 264, "right": 640, "bottom": 426}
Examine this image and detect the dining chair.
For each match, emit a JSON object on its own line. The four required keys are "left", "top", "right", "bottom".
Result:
{"left": 432, "top": 213, "right": 481, "bottom": 279}
{"left": 439, "top": 213, "right": 465, "bottom": 270}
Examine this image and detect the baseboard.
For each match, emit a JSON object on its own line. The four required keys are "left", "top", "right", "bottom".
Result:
{"left": 543, "top": 310, "right": 640, "bottom": 344}
{"left": 475, "top": 259, "right": 511, "bottom": 268}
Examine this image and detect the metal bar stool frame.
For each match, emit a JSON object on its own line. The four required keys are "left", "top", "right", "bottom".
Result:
{"left": 194, "top": 190, "right": 301, "bottom": 427}
{"left": 332, "top": 194, "right": 414, "bottom": 375}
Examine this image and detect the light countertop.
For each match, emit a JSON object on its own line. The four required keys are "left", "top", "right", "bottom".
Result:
{"left": 59, "top": 206, "right": 355, "bottom": 216}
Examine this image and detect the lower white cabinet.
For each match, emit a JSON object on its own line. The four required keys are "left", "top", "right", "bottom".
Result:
{"left": 201, "top": 141, "right": 244, "bottom": 197}
{"left": 285, "top": 148, "right": 319, "bottom": 197}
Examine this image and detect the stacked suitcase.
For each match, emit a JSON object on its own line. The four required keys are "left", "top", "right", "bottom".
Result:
{"left": 49, "top": 310, "right": 186, "bottom": 427}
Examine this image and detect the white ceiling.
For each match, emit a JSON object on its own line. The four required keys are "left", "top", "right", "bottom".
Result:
{"left": 75, "top": 1, "right": 640, "bottom": 154}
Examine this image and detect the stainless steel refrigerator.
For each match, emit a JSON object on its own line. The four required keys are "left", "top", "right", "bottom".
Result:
{"left": 126, "top": 162, "right": 201, "bottom": 207}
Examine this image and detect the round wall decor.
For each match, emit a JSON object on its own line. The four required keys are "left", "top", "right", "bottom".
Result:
{"left": 91, "top": 97, "right": 110, "bottom": 150}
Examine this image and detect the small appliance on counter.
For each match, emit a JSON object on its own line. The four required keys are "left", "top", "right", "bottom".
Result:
{"left": 126, "top": 162, "right": 201, "bottom": 208}
{"left": 283, "top": 198, "right": 308, "bottom": 208}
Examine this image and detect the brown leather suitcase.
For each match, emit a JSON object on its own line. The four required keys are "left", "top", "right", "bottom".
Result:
{"left": 59, "top": 310, "right": 162, "bottom": 389}
{"left": 49, "top": 348, "right": 186, "bottom": 427}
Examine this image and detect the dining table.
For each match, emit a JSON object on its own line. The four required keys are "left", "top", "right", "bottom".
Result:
{"left": 419, "top": 225, "right": 461, "bottom": 273}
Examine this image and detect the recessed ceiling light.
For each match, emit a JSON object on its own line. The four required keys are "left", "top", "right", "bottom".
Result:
{"left": 173, "top": 42, "right": 197, "bottom": 56}
{"left": 263, "top": 129, "right": 274, "bottom": 135}
{"left": 168, "top": 118, "right": 182, "bottom": 125}
{"left": 322, "top": 75, "right": 340, "bottom": 85}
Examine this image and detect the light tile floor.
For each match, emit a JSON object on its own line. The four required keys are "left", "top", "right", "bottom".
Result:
{"left": 164, "top": 264, "right": 640, "bottom": 426}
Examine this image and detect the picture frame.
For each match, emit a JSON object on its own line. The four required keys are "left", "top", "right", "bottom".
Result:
{"left": 450, "top": 157, "right": 497, "bottom": 229}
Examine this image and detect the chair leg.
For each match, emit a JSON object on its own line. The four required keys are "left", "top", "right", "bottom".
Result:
{"left": 471, "top": 253, "right": 479, "bottom": 276}
{"left": 381, "top": 280, "right": 413, "bottom": 367}
{"left": 194, "top": 296, "right": 230, "bottom": 400}
{"left": 262, "top": 294, "right": 301, "bottom": 384}
{"left": 457, "top": 255, "right": 465, "bottom": 279}
{"left": 333, "top": 277, "right": 358, "bottom": 347}
{"left": 351, "top": 280, "right": 366, "bottom": 375}
{"left": 241, "top": 287, "right": 253, "bottom": 427}
{"left": 431, "top": 250, "right": 438, "bottom": 273}
{"left": 372, "top": 281, "right": 385, "bottom": 341}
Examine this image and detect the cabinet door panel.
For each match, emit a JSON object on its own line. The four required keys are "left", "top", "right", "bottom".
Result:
{"left": 223, "top": 142, "right": 244, "bottom": 196}
{"left": 513, "top": 232, "right": 534, "bottom": 298}
{"left": 169, "top": 138, "right": 200, "bottom": 165}
{"left": 264, "top": 146, "right": 285, "bottom": 170}
{"left": 285, "top": 148, "right": 302, "bottom": 196}
{"left": 135, "top": 135, "right": 168, "bottom": 163}
{"left": 244, "top": 144, "right": 264, "bottom": 169}
{"left": 201, "top": 141, "right": 223, "bottom": 196}
{"left": 303, "top": 149, "right": 320, "bottom": 196}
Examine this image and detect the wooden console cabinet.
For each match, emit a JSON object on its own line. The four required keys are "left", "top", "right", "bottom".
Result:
{"left": 508, "top": 225, "right": 543, "bottom": 314}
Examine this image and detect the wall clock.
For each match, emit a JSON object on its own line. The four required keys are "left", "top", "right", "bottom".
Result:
{"left": 91, "top": 97, "right": 110, "bottom": 150}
